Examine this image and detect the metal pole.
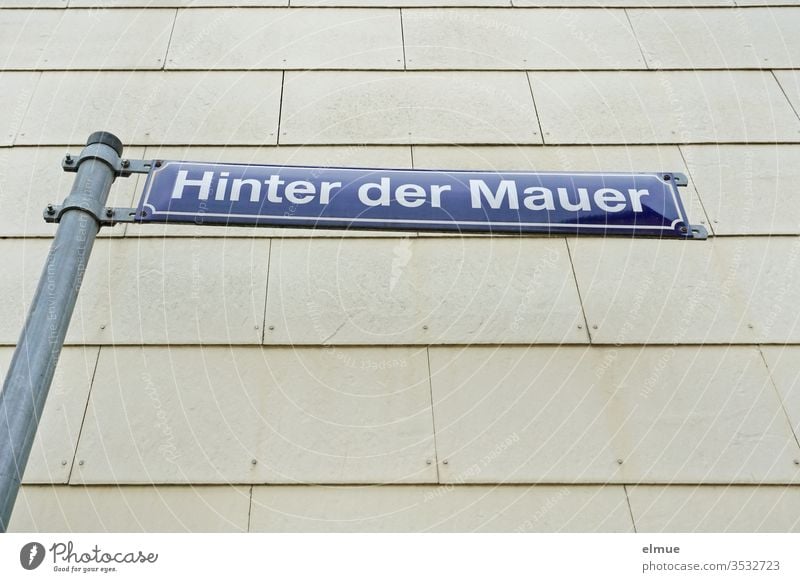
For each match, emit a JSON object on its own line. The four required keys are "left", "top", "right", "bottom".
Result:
{"left": 0, "top": 131, "right": 124, "bottom": 532}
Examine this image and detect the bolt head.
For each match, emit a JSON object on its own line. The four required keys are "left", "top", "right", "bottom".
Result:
{"left": 121, "top": 159, "right": 130, "bottom": 168}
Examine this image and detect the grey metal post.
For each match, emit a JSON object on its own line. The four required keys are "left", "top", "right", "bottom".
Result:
{"left": 0, "top": 132, "right": 124, "bottom": 532}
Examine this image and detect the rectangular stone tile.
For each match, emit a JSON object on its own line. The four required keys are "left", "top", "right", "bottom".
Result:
{"left": 265, "top": 237, "right": 587, "bottom": 345}
{"left": 251, "top": 485, "right": 633, "bottom": 532}
{"left": 0, "top": 238, "right": 267, "bottom": 345}
{"left": 1, "top": 0, "right": 66, "bottom": 6}
{"left": 530, "top": 71, "right": 800, "bottom": 144}
{"left": 8, "top": 485, "right": 250, "bottom": 532}
{"left": 412, "top": 144, "right": 709, "bottom": 232}
{"left": 761, "top": 346, "right": 800, "bottom": 439}
{"left": 0, "top": 238, "right": 268, "bottom": 345}
{"left": 629, "top": 8, "right": 800, "bottom": 69}
{"left": 168, "top": 9, "right": 403, "bottom": 70}
{"left": 0, "top": 73, "right": 39, "bottom": 146}
{"left": 127, "top": 145, "right": 414, "bottom": 238}
{"left": 17, "top": 71, "right": 282, "bottom": 146}
{"left": 297, "top": 1, "right": 509, "bottom": 5}
{"left": 738, "top": 0, "right": 800, "bottom": 5}
{"left": 72, "top": 346, "right": 436, "bottom": 484}
{"left": 514, "top": 1, "right": 731, "bottom": 5}
{"left": 681, "top": 145, "right": 800, "bottom": 235}
{"left": 0, "top": 347, "right": 97, "bottom": 484}
{"left": 403, "top": 9, "right": 644, "bottom": 70}
{"left": 628, "top": 486, "right": 800, "bottom": 532}
{"left": 0, "top": 9, "right": 174, "bottom": 70}
{"left": 0, "top": 146, "right": 143, "bottom": 237}
{"left": 65, "top": 238, "right": 268, "bottom": 344}
{"left": 569, "top": 237, "right": 800, "bottom": 344}
{"left": 280, "top": 71, "right": 541, "bottom": 145}
{"left": 70, "top": 1, "right": 285, "bottom": 5}
{"left": 430, "top": 346, "right": 800, "bottom": 484}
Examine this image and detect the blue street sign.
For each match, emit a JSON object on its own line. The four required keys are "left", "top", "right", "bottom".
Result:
{"left": 134, "top": 161, "right": 706, "bottom": 238}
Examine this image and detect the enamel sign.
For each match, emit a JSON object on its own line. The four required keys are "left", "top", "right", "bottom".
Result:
{"left": 134, "top": 161, "right": 705, "bottom": 238}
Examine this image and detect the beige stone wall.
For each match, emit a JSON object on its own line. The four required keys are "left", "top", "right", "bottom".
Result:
{"left": 2, "top": 0, "right": 799, "bottom": 532}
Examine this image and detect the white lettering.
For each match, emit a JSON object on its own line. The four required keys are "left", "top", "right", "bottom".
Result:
{"left": 430, "top": 184, "right": 450, "bottom": 208}
{"left": 628, "top": 189, "right": 651, "bottom": 212}
{"left": 522, "top": 186, "right": 555, "bottom": 211}
{"left": 171, "top": 170, "right": 213, "bottom": 200}
{"left": 320, "top": 181, "right": 342, "bottom": 205}
{"left": 470, "top": 179, "right": 519, "bottom": 209}
{"left": 557, "top": 187, "right": 591, "bottom": 212}
{"left": 231, "top": 179, "right": 261, "bottom": 203}
{"left": 395, "top": 183, "right": 426, "bottom": 208}
{"left": 264, "top": 175, "right": 284, "bottom": 203}
{"left": 359, "top": 178, "right": 391, "bottom": 207}
{"left": 285, "top": 180, "right": 316, "bottom": 204}
{"left": 214, "top": 172, "right": 230, "bottom": 201}
{"left": 594, "top": 188, "right": 626, "bottom": 212}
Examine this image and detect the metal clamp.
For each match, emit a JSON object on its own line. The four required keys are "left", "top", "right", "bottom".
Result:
{"left": 688, "top": 224, "right": 708, "bottom": 240}
{"left": 62, "top": 147, "right": 155, "bottom": 178}
{"left": 44, "top": 204, "right": 138, "bottom": 226}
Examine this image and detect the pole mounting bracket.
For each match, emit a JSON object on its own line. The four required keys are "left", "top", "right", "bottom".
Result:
{"left": 62, "top": 147, "right": 154, "bottom": 178}
{"left": 44, "top": 204, "right": 138, "bottom": 226}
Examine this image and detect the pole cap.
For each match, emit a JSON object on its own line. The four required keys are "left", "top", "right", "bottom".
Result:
{"left": 86, "top": 131, "right": 123, "bottom": 157}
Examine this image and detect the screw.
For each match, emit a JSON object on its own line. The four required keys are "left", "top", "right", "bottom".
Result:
{"left": 106, "top": 208, "right": 113, "bottom": 218}
{"left": 61, "top": 460, "right": 67, "bottom": 466}
{"left": 251, "top": 459, "right": 258, "bottom": 465}
{"left": 680, "top": 226, "right": 688, "bottom": 234}
{"left": 140, "top": 210, "right": 147, "bottom": 217}
{"left": 426, "top": 459, "right": 432, "bottom": 465}
{"left": 616, "top": 459, "right": 623, "bottom": 465}
{"left": 64, "top": 155, "right": 73, "bottom": 164}
{"left": 154, "top": 160, "right": 162, "bottom": 167}
{"left": 422, "top": 325, "right": 429, "bottom": 330}
{"left": 592, "top": 324, "right": 598, "bottom": 330}
{"left": 100, "top": 324, "right": 106, "bottom": 330}
{"left": 747, "top": 324, "right": 754, "bottom": 329}
{"left": 442, "top": 460, "right": 449, "bottom": 465}
{"left": 121, "top": 159, "right": 130, "bottom": 168}
{"left": 794, "top": 459, "right": 799, "bottom": 466}
{"left": 577, "top": 324, "right": 583, "bottom": 329}
{"left": 46, "top": 204, "right": 55, "bottom": 215}
{"left": 78, "top": 460, "right": 84, "bottom": 466}
{"left": 268, "top": 325, "right": 275, "bottom": 331}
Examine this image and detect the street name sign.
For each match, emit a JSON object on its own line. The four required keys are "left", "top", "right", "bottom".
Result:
{"left": 134, "top": 161, "right": 706, "bottom": 239}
